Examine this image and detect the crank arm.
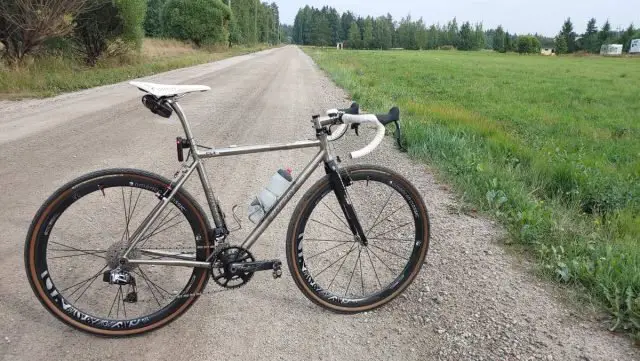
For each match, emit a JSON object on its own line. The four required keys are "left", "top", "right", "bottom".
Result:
{"left": 229, "top": 260, "right": 282, "bottom": 273}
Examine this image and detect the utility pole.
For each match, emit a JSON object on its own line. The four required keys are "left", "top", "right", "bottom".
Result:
{"left": 254, "top": 0, "right": 258, "bottom": 43}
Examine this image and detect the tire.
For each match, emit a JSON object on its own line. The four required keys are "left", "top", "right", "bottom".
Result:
{"left": 24, "top": 169, "right": 212, "bottom": 337}
{"left": 286, "top": 164, "right": 430, "bottom": 313}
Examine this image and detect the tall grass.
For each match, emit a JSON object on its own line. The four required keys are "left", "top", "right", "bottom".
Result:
{"left": 0, "top": 39, "right": 273, "bottom": 99}
{"left": 307, "top": 48, "right": 640, "bottom": 339}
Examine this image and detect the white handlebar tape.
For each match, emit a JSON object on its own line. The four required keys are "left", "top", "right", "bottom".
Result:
{"left": 327, "top": 124, "right": 348, "bottom": 141}
{"left": 341, "top": 114, "right": 386, "bottom": 159}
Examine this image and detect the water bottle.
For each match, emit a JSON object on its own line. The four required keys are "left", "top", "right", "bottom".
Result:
{"left": 247, "top": 168, "right": 293, "bottom": 224}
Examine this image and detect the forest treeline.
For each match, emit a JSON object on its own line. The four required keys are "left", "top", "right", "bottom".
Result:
{"left": 0, "top": 0, "right": 285, "bottom": 65}
{"left": 292, "top": 5, "right": 640, "bottom": 54}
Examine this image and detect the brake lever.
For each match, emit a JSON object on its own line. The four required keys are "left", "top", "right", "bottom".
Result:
{"left": 351, "top": 123, "right": 360, "bottom": 136}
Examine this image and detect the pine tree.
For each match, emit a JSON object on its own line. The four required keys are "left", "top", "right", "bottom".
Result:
{"left": 554, "top": 34, "right": 568, "bottom": 54}
{"left": 493, "top": 25, "right": 505, "bottom": 52}
{"left": 363, "top": 17, "right": 374, "bottom": 49}
{"left": 458, "top": 21, "right": 474, "bottom": 50}
{"left": 598, "top": 20, "right": 612, "bottom": 47}
{"left": 560, "top": 18, "right": 577, "bottom": 52}
{"left": 583, "top": 18, "right": 598, "bottom": 53}
{"left": 504, "top": 31, "right": 512, "bottom": 52}
{"left": 347, "top": 22, "right": 361, "bottom": 49}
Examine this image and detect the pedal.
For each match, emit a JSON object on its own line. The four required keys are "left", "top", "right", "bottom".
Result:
{"left": 229, "top": 259, "right": 282, "bottom": 275}
{"left": 273, "top": 260, "right": 282, "bottom": 279}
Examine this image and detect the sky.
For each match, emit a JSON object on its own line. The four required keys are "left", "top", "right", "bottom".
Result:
{"left": 277, "top": 0, "right": 639, "bottom": 37}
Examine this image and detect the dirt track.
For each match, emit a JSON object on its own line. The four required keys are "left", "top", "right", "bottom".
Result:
{"left": 0, "top": 45, "right": 637, "bottom": 361}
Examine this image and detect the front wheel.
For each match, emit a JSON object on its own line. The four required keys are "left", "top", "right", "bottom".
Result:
{"left": 286, "top": 165, "right": 430, "bottom": 313}
{"left": 24, "top": 169, "right": 212, "bottom": 336}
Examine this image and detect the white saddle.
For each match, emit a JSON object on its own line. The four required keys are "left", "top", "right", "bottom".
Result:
{"left": 129, "top": 81, "right": 210, "bottom": 98}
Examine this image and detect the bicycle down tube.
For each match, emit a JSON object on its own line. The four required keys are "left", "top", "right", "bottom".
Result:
{"left": 124, "top": 144, "right": 326, "bottom": 269}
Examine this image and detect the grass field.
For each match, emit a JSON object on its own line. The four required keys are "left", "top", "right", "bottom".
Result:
{"left": 306, "top": 48, "right": 640, "bottom": 338}
{"left": 0, "top": 39, "right": 273, "bottom": 99}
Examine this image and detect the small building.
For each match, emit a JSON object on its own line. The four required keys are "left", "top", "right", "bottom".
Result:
{"left": 541, "top": 47, "right": 555, "bottom": 56}
{"left": 336, "top": 42, "right": 344, "bottom": 50}
{"left": 600, "top": 44, "right": 623, "bottom": 56}
{"left": 630, "top": 39, "right": 640, "bottom": 54}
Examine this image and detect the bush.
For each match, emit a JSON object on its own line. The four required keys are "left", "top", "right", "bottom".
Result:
{"left": 162, "top": 0, "right": 231, "bottom": 47}
{"left": 73, "top": 0, "right": 146, "bottom": 65}
{"left": 517, "top": 35, "right": 541, "bottom": 54}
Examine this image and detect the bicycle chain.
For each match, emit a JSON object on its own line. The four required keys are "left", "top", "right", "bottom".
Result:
{"left": 129, "top": 241, "right": 250, "bottom": 302}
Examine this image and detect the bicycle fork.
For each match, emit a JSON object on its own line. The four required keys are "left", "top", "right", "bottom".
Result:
{"left": 325, "top": 161, "right": 368, "bottom": 246}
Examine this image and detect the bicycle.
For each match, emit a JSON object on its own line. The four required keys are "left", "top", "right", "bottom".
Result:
{"left": 24, "top": 81, "right": 431, "bottom": 337}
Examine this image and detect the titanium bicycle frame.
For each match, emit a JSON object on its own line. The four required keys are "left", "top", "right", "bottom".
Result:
{"left": 122, "top": 99, "right": 349, "bottom": 270}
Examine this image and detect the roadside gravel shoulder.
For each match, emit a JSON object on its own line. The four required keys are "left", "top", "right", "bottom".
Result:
{"left": 298, "top": 47, "right": 639, "bottom": 361}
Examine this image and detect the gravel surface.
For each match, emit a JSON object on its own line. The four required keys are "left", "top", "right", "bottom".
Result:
{"left": 0, "top": 45, "right": 637, "bottom": 361}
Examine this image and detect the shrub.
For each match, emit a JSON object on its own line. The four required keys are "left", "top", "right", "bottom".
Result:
{"left": 517, "top": 35, "right": 541, "bottom": 54}
{"left": 73, "top": 0, "right": 146, "bottom": 65}
{"left": 162, "top": 0, "right": 231, "bottom": 47}
{"left": 0, "top": 0, "right": 87, "bottom": 63}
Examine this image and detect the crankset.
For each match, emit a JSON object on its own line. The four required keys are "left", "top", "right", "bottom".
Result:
{"left": 210, "top": 246, "right": 282, "bottom": 289}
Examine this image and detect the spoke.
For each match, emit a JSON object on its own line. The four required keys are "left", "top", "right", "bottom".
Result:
{"left": 62, "top": 265, "right": 108, "bottom": 295}
{"left": 370, "top": 221, "right": 413, "bottom": 240}
{"left": 136, "top": 268, "right": 172, "bottom": 297}
{"left": 108, "top": 286, "right": 120, "bottom": 318}
{"left": 49, "top": 250, "right": 107, "bottom": 260}
{"left": 359, "top": 249, "right": 365, "bottom": 296}
{"left": 315, "top": 243, "right": 357, "bottom": 278}
{"left": 49, "top": 241, "right": 106, "bottom": 261}
{"left": 345, "top": 247, "right": 362, "bottom": 297}
{"left": 365, "top": 248, "right": 383, "bottom": 289}
{"left": 120, "top": 285, "right": 127, "bottom": 318}
{"left": 366, "top": 189, "right": 394, "bottom": 236}
{"left": 129, "top": 189, "right": 143, "bottom": 226}
{"left": 310, "top": 219, "right": 353, "bottom": 237}
{"left": 74, "top": 266, "right": 108, "bottom": 303}
{"left": 306, "top": 241, "right": 352, "bottom": 260}
{"left": 367, "top": 205, "right": 406, "bottom": 236}
{"left": 302, "top": 239, "right": 353, "bottom": 243}
{"left": 137, "top": 270, "right": 161, "bottom": 306}
{"left": 321, "top": 200, "right": 350, "bottom": 231}
{"left": 327, "top": 244, "right": 358, "bottom": 290}
{"left": 369, "top": 243, "right": 410, "bottom": 261}
{"left": 137, "top": 214, "right": 183, "bottom": 248}
{"left": 121, "top": 188, "right": 130, "bottom": 241}
{"left": 369, "top": 237, "right": 414, "bottom": 242}
{"left": 367, "top": 247, "right": 397, "bottom": 274}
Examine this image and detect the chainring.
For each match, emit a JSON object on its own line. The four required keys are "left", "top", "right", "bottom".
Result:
{"left": 210, "top": 246, "right": 255, "bottom": 289}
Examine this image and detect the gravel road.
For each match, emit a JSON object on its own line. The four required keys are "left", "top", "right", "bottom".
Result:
{"left": 0, "top": 45, "right": 637, "bottom": 361}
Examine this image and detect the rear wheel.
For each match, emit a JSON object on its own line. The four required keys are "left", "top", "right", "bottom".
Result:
{"left": 286, "top": 165, "right": 430, "bottom": 312}
{"left": 24, "top": 169, "right": 211, "bottom": 336}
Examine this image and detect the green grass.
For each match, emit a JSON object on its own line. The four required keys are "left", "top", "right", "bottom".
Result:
{"left": 0, "top": 39, "right": 274, "bottom": 99}
{"left": 306, "top": 48, "right": 640, "bottom": 338}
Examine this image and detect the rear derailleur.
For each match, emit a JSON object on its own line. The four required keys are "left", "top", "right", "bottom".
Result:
{"left": 103, "top": 269, "right": 138, "bottom": 303}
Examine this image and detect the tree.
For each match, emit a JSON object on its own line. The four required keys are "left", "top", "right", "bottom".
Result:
{"left": 73, "top": 0, "right": 123, "bottom": 65}
{"left": 504, "top": 31, "right": 512, "bottom": 52}
{"left": 582, "top": 18, "right": 598, "bottom": 53}
{"left": 474, "top": 23, "right": 485, "bottom": 50}
{"left": 0, "top": 0, "right": 89, "bottom": 63}
{"left": 598, "top": 20, "right": 612, "bottom": 46}
{"left": 493, "top": 25, "right": 506, "bottom": 52}
{"left": 560, "top": 18, "right": 577, "bottom": 53}
{"left": 517, "top": 35, "right": 540, "bottom": 54}
{"left": 554, "top": 34, "right": 568, "bottom": 54}
{"left": 114, "top": 0, "right": 146, "bottom": 49}
{"left": 340, "top": 11, "right": 355, "bottom": 43}
{"left": 620, "top": 24, "right": 636, "bottom": 52}
{"left": 415, "top": 19, "right": 428, "bottom": 49}
{"left": 457, "top": 21, "right": 474, "bottom": 50}
{"left": 162, "top": 0, "right": 231, "bottom": 47}
{"left": 144, "top": 0, "right": 166, "bottom": 37}
{"left": 363, "top": 17, "right": 374, "bottom": 48}
{"left": 347, "top": 22, "right": 361, "bottom": 49}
